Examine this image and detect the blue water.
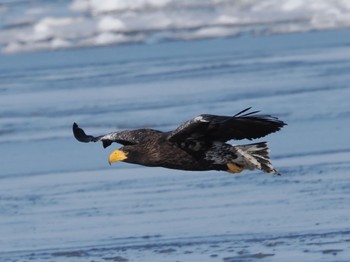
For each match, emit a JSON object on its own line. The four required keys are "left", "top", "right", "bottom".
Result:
{"left": 1, "top": 29, "right": 350, "bottom": 261}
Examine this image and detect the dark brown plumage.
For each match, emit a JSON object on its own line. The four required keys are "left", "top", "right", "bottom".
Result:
{"left": 73, "top": 107, "right": 286, "bottom": 174}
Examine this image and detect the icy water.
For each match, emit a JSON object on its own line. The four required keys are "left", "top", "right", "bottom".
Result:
{"left": 1, "top": 29, "right": 350, "bottom": 261}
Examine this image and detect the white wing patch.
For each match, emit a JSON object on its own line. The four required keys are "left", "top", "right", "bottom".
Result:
{"left": 194, "top": 115, "right": 209, "bottom": 122}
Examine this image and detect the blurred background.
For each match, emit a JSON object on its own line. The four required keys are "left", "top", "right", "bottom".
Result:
{"left": 1, "top": 0, "right": 350, "bottom": 53}
{"left": 1, "top": 1, "right": 350, "bottom": 261}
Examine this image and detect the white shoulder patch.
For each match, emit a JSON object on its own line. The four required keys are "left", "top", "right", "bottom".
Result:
{"left": 194, "top": 116, "right": 209, "bottom": 122}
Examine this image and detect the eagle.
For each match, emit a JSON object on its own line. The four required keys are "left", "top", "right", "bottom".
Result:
{"left": 73, "top": 108, "right": 286, "bottom": 174}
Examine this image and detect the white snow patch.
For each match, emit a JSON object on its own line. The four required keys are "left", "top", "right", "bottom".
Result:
{"left": 97, "top": 16, "right": 126, "bottom": 32}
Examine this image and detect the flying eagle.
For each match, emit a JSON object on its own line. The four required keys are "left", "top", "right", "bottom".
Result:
{"left": 73, "top": 108, "right": 286, "bottom": 174}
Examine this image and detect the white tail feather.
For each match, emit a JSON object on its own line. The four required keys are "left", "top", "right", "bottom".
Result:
{"left": 232, "top": 142, "right": 279, "bottom": 174}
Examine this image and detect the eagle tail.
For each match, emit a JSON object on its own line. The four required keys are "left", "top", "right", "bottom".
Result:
{"left": 233, "top": 142, "right": 279, "bottom": 175}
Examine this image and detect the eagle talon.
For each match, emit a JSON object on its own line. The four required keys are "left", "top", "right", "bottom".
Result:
{"left": 227, "top": 162, "right": 244, "bottom": 174}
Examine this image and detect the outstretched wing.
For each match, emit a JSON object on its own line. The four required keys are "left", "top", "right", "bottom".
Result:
{"left": 73, "top": 123, "right": 162, "bottom": 148}
{"left": 167, "top": 107, "right": 286, "bottom": 144}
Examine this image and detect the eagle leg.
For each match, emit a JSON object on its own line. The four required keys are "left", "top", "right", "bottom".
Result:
{"left": 226, "top": 162, "right": 244, "bottom": 173}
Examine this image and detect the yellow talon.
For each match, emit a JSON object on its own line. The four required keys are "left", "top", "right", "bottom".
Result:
{"left": 227, "top": 162, "right": 244, "bottom": 174}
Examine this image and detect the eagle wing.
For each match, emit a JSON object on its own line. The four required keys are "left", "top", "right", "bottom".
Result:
{"left": 167, "top": 107, "right": 286, "bottom": 144}
{"left": 73, "top": 123, "right": 162, "bottom": 148}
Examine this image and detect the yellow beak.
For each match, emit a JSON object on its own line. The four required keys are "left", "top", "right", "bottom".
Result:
{"left": 108, "top": 150, "right": 128, "bottom": 165}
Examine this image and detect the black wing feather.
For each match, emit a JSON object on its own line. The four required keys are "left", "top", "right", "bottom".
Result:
{"left": 72, "top": 123, "right": 162, "bottom": 148}
{"left": 167, "top": 108, "right": 286, "bottom": 143}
